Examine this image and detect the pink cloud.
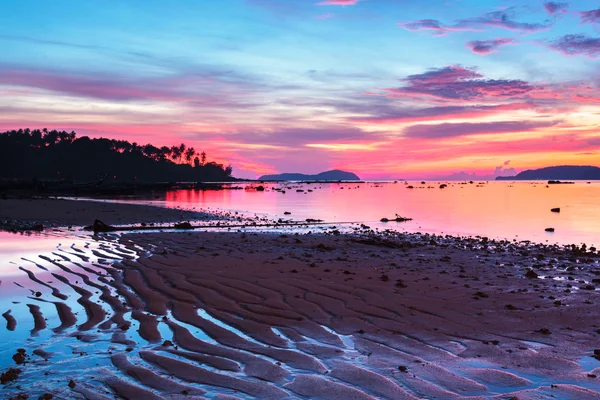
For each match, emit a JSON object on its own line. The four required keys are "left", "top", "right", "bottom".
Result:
{"left": 467, "top": 38, "right": 514, "bottom": 55}
{"left": 353, "top": 103, "right": 531, "bottom": 124}
{"left": 581, "top": 8, "right": 600, "bottom": 25}
{"left": 402, "top": 120, "right": 561, "bottom": 139}
{"left": 548, "top": 34, "right": 600, "bottom": 57}
{"left": 381, "top": 66, "right": 536, "bottom": 101}
{"left": 400, "top": 8, "right": 551, "bottom": 36}
{"left": 316, "top": 0, "right": 358, "bottom": 5}
{"left": 544, "top": 2, "right": 569, "bottom": 15}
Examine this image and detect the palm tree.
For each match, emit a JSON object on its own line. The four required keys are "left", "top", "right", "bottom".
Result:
{"left": 184, "top": 146, "right": 196, "bottom": 165}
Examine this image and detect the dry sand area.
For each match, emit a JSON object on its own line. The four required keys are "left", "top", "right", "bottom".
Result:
{"left": 0, "top": 197, "right": 211, "bottom": 228}
{"left": 3, "top": 226, "right": 600, "bottom": 399}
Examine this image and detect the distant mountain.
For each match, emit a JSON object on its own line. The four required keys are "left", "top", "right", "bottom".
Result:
{"left": 496, "top": 165, "right": 600, "bottom": 181}
{"left": 258, "top": 169, "right": 360, "bottom": 181}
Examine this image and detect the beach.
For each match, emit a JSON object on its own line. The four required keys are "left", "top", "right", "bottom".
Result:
{"left": 1, "top": 198, "right": 600, "bottom": 398}
{"left": 0, "top": 197, "right": 214, "bottom": 231}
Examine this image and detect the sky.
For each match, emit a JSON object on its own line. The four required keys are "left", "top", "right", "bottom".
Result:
{"left": 1, "top": 0, "right": 599, "bottom": 179}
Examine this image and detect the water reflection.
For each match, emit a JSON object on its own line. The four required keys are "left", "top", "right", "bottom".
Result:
{"left": 106, "top": 181, "right": 600, "bottom": 246}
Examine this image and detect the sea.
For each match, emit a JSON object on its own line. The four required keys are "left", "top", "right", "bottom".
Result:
{"left": 126, "top": 180, "right": 600, "bottom": 247}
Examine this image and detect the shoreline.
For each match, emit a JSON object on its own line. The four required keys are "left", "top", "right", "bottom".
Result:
{"left": 0, "top": 197, "right": 217, "bottom": 232}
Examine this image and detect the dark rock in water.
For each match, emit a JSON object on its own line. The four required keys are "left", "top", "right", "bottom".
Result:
{"left": 421, "top": 181, "right": 425, "bottom": 184}
{"left": 525, "top": 269, "right": 539, "bottom": 279}
{"left": 12, "top": 349, "right": 26, "bottom": 364}
{"left": 537, "top": 328, "right": 551, "bottom": 335}
{"left": 548, "top": 180, "right": 574, "bottom": 184}
{"left": 256, "top": 185, "right": 265, "bottom": 191}
{"left": 439, "top": 184, "right": 447, "bottom": 189}
{"left": 505, "top": 304, "right": 517, "bottom": 310}
{"left": 174, "top": 222, "right": 193, "bottom": 229}
{"left": 0, "top": 367, "right": 21, "bottom": 384}
{"left": 380, "top": 218, "right": 389, "bottom": 222}
{"left": 551, "top": 208, "right": 560, "bottom": 213}
{"left": 407, "top": 185, "right": 414, "bottom": 189}
{"left": 398, "top": 366, "right": 408, "bottom": 372}
{"left": 284, "top": 211, "right": 291, "bottom": 215}
{"left": 545, "top": 228, "right": 555, "bottom": 232}
{"left": 87, "top": 219, "right": 116, "bottom": 233}
{"left": 68, "top": 379, "right": 76, "bottom": 388}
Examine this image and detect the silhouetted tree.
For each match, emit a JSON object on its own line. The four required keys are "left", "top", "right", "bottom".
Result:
{"left": 184, "top": 147, "right": 196, "bottom": 165}
{"left": 0, "top": 129, "right": 235, "bottom": 183}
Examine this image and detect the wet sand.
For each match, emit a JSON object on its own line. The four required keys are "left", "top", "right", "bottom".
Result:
{"left": 0, "top": 197, "right": 211, "bottom": 229}
{"left": 3, "top": 223, "right": 600, "bottom": 398}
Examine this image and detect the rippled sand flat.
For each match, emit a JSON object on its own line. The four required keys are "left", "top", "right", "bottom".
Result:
{"left": 1, "top": 227, "right": 600, "bottom": 399}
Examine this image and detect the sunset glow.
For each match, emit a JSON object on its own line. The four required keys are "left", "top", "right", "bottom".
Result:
{"left": 1, "top": 0, "right": 600, "bottom": 178}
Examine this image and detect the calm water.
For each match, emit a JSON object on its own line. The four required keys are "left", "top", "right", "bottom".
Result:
{"left": 129, "top": 180, "right": 600, "bottom": 246}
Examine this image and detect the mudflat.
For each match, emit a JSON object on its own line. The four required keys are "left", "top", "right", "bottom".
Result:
{"left": 0, "top": 197, "right": 209, "bottom": 228}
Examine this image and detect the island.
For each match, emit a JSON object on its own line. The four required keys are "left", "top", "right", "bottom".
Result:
{"left": 496, "top": 165, "right": 600, "bottom": 181}
{"left": 258, "top": 169, "right": 360, "bottom": 181}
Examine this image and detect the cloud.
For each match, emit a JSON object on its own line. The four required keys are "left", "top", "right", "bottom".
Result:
{"left": 400, "top": 7, "right": 551, "bottom": 35}
{"left": 544, "top": 2, "right": 569, "bottom": 15}
{"left": 581, "top": 8, "right": 600, "bottom": 25}
{"left": 466, "top": 38, "right": 514, "bottom": 55}
{"left": 0, "top": 65, "right": 267, "bottom": 107}
{"left": 353, "top": 103, "right": 530, "bottom": 124}
{"left": 316, "top": 0, "right": 358, "bottom": 5}
{"left": 399, "top": 19, "right": 473, "bottom": 35}
{"left": 381, "top": 65, "right": 535, "bottom": 101}
{"left": 402, "top": 120, "right": 560, "bottom": 139}
{"left": 549, "top": 34, "right": 600, "bottom": 57}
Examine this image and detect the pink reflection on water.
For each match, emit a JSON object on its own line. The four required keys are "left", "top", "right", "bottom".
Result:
{"left": 157, "top": 181, "right": 600, "bottom": 246}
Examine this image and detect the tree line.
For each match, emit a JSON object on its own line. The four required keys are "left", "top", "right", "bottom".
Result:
{"left": 0, "top": 129, "right": 235, "bottom": 182}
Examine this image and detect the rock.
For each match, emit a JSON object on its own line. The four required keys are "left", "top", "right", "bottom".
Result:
{"left": 525, "top": 269, "right": 539, "bottom": 279}
{"left": 537, "top": 328, "right": 551, "bottom": 335}
{"left": 68, "top": 380, "right": 76, "bottom": 388}
{"left": 545, "top": 227, "right": 555, "bottom": 232}
{"left": 173, "top": 222, "right": 193, "bottom": 229}
{"left": 1, "top": 368, "right": 21, "bottom": 384}
{"left": 256, "top": 186, "right": 265, "bottom": 191}
{"left": 162, "top": 340, "right": 174, "bottom": 347}
{"left": 284, "top": 211, "right": 291, "bottom": 215}
{"left": 398, "top": 366, "right": 408, "bottom": 372}
{"left": 551, "top": 208, "right": 560, "bottom": 213}
{"left": 12, "top": 349, "right": 26, "bottom": 364}
{"left": 505, "top": 304, "right": 517, "bottom": 310}
{"left": 439, "top": 184, "right": 447, "bottom": 189}
{"left": 380, "top": 218, "right": 389, "bottom": 222}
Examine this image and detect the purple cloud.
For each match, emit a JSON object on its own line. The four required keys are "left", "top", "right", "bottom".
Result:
{"left": 401, "top": 7, "right": 551, "bottom": 35}
{"left": 317, "top": 0, "right": 358, "bottom": 5}
{"left": 399, "top": 19, "right": 473, "bottom": 35}
{"left": 467, "top": 38, "right": 514, "bottom": 55}
{"left": 544, "top": 2, "right": 569, "bottom": 15}
{"left": 549, "top": 34, "right": 600, "bottom": 57}
{"left": 353, "top": 103, "right": 530, "bottom": 124}
{"left": 383, "top": 66, "right": 535, "bottom": 101}
{"left": 403, "top": 120, "right": 560, "bottom": 139}
{"left": 0, "top": 65, "right": 269, "bottom": 109}
{"left": 581, "top": 9, "right": 600, "bottom": 24}
{"left": 456, "top": 8, "right": 551, "bottom": 32}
